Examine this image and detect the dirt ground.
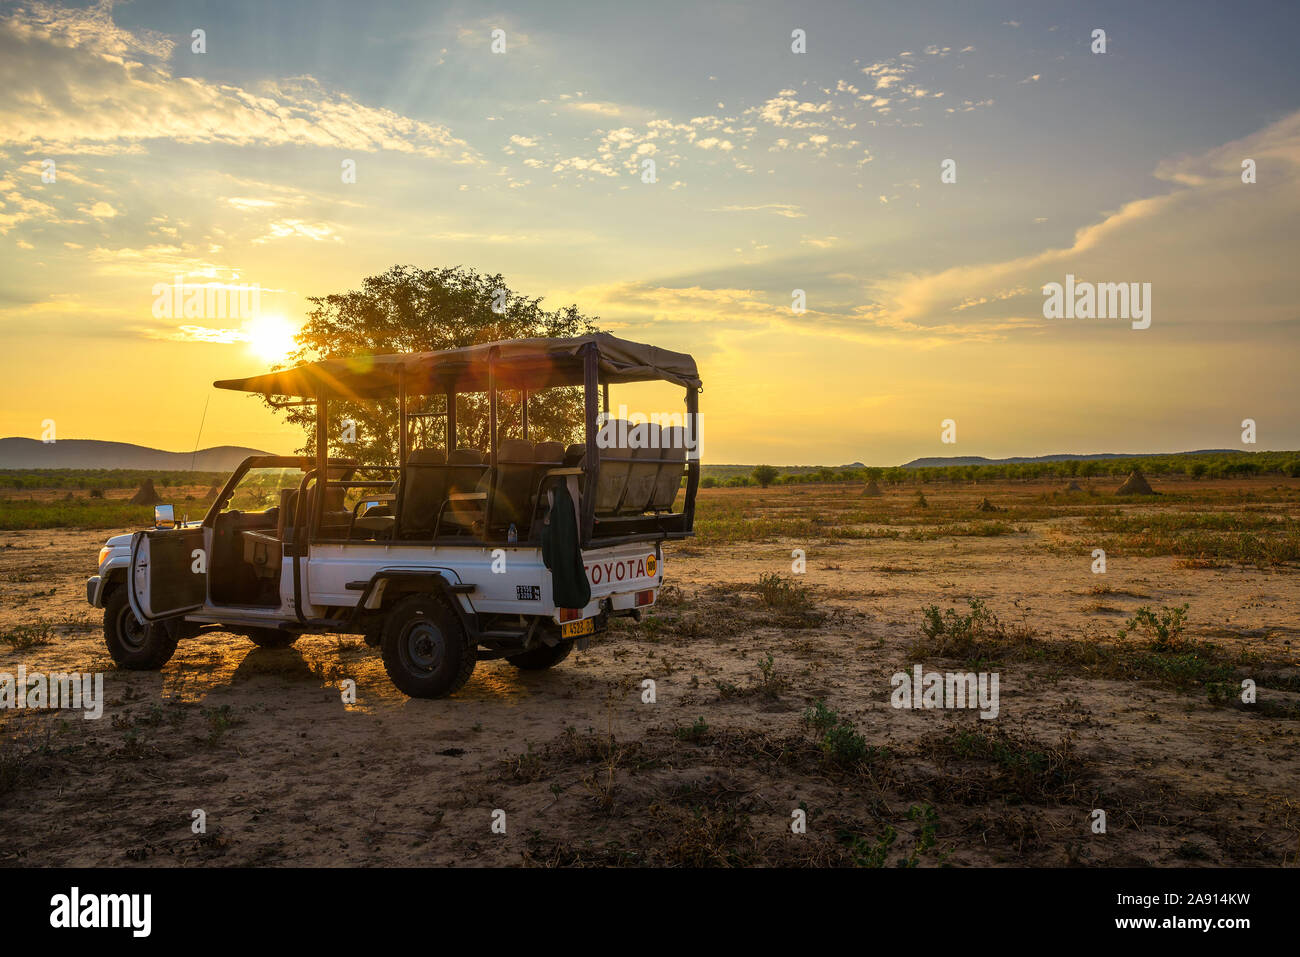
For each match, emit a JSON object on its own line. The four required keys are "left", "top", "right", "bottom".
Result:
{"left": 2, "top": 477, "right": 1298, "bottom": 867}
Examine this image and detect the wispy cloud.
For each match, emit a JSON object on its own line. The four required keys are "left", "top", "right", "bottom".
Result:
{"left": 0, "top": 4, "right": 480, "bottom": 161}
{"left": 712, "top": 203, "right": 805, "bottom": 218}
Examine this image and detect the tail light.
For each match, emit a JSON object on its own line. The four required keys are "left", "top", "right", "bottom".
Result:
{"left": 635, "top": 589, "right": 655, "bottom": 607}
{"left": 558, "top": 607, "right": 583, "bottom": 622}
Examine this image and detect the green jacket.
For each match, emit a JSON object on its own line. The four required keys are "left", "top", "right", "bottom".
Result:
{"left": 542, "top": 477, "right": 591, "bottom": 609}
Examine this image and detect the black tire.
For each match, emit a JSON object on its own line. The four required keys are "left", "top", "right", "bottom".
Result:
{"left": 380, "top": 594, "right": 475, "bottom": 698}
{"left": 506, "top": 640, "right": 573, "bottom": 671}
{"left": 241, "top": 627, "right": 298, "bottom": 649}
{"left": 103, "top": 587, "right": 180, "bottom": 670}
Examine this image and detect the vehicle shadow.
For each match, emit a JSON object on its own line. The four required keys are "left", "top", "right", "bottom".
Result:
{"left": 228, "top": 644, "right": 318, "bottom": 685}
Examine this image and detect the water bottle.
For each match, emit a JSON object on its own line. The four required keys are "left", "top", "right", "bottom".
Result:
{"left": 507, "top": 523, "right": 518, "bottom": 544}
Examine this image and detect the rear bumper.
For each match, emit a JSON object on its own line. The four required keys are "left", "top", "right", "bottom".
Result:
{"left": 86, "top": 575, "right": 102, "bottom": 607}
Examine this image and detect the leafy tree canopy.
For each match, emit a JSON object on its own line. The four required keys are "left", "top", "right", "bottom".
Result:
{"left": 266, "top": 265, "right": 598, "bottom": 465}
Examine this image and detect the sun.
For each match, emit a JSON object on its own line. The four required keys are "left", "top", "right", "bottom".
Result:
{"left": 243, "top": 314, "right": 298, "bottom": 362}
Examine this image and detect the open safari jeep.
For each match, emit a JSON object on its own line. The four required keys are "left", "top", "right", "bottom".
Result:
{"left": 86, "top": 333, "right": 701, "bottom": 697}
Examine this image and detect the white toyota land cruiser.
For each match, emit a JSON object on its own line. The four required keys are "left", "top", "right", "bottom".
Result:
{"left": 86, "top": 333, "right": 701, "bottom": 698}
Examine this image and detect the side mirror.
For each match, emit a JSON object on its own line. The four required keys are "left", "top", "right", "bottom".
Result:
{"left": 154, "top": 504, "right": 176, "bottom": 529}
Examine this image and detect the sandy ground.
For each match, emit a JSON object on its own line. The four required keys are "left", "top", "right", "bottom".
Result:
{"left": 1, "top": 479, "right": 1298, "bottom": 867}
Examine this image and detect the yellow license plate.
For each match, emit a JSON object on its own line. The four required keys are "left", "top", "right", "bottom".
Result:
{"left": 562, "top": 617, "right": 596, "bottom": 639}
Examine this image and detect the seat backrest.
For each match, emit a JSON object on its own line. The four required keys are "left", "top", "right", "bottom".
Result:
{"left": 649, "top": 426, "right": 688, "bottom": 511}
{"left": 278, "top": 483, "right": 348, "bottom": 538}
{"left": 398, "top": 447, "right": 447, "bottom": 538}
{"left": 622, "top": 422, "right": 662, "bottom": 514}
{"left": 447, "top": 447, "right": 487, "bottom": 495}
{"left": 490, "top": 438, "right": 536, "bottom": 528}
{"left": 593, "top": 419, "right": 632, "bottom": 515}
{"left": 534, "top": 441, "right": 565, "bottom": 465}
{"left": 531, "top": 443, "right": 567, "bottom": 506}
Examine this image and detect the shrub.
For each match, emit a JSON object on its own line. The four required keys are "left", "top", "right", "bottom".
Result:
{"left": 755, "top": 573, "right": 814, "bottom": 613}
{"left": 915, "top": 598, "right": 1034, "bottom": 660}
{"left": 1120, "top": 604, "right": 1190, "bottom": 652}
{"left": 802, "top": 700, "right": 881, "bottom": 768}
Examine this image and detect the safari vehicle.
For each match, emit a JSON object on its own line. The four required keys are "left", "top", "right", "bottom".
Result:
{"left": 86, "top": 333, "right": 701, "bottom": 697}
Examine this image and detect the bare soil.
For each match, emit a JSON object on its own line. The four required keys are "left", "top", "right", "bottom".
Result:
{"left": 2, "top": 478, "right": 1298, "bottom": 867}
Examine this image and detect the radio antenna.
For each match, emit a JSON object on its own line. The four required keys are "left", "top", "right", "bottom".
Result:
{"left": 190, "top": 394, "right": 211, "bottom": 471}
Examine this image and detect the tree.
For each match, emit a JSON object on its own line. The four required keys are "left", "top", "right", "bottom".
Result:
{"left": 265, "top": 266, "right": 598, "bottom": 465}
{"left": 752, "top": 464, "right": 779, "bottom": 488}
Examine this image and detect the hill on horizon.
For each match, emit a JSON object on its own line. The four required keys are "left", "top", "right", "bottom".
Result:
{"left": 703, "top": 450, "right": 1258, "bottom": 477}
{"left": 3, "top": 440, "right": 1276, "bottom": 474}
{"left": 897, "top": 450, "right": 1240, "bottom": 468}
{"left": 0, "top": 438, "right": 270, "bottom": 471}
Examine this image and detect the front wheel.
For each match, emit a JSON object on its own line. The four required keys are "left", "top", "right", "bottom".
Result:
{"left": 506, "top": 640, "right": 573, "bottom": 671}
{"left": 103, "top": 588, "right": 180, "bottom": 670}
{"left": 381, "top": 594, "right": 476, "bottom": 698}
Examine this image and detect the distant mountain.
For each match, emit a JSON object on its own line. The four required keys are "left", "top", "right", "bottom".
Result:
{"left": 0, "top": 438, "right": 269, "bottom": 471}
{"left": 900, "top": 450, "right": 1239, "bottom": 469}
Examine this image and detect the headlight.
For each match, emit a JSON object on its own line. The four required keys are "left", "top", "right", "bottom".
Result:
{"left": 97, "top": 546, "right": 112, "bottom": 568}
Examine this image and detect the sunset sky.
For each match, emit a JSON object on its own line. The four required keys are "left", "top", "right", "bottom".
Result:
{"left": 2, "top": 0, "right": 1298, "bottom": 465}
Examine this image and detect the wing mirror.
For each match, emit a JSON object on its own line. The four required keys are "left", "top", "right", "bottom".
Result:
{"left": 154, "top": 504, "right": 176, "bottom": 529}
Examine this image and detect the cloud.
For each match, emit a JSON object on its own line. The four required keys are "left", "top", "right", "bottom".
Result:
{"left": 10, "top": 0, "right": 174, "bottom": 58}
{"left": 0, "top": 4, "right": 480, "bottom": 162}
{"left": 577, "top": 281, "right": 786, "bottom": 329}
{"left": 862, "top": 110, "right": 1300, "bottom": 336}
{"left": 550, "top": 155, "right": 619, "bottom": 178}
{"left": 253, "top": 219, "right": 341, "bottom": 244}
{"left": 0, "top": 184, "right": 57, "bottom": 233}
{"left": 567, "top": 101, "right": 623, "bottom": 117}
{"left": 142, "top": 324, "right": 250, "bottom": 345}
{"left": 226, "top": 197, "right": 280, "bottom": 210}
{"left": 712, "top": 203, "right": 805, "bottom": 218}
{"left": 750, "top": 91, "right": 839, "bottom": 129}
{"left": 861, "top": 61, "right": 912, "bottom": 90}
{"left": 80, "top": 200, "right": 117, "bottom": 219}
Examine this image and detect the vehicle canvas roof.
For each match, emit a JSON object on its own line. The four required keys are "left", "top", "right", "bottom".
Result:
{"left": 213, "top": 332, "right": 702, "bottom": 399}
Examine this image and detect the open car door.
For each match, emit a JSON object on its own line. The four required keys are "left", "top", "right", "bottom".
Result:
{"left": 129, "top": 527, "right": 207, "bottom": 622}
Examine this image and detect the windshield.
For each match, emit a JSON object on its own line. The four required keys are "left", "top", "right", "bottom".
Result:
{"left": 224, "top": 467, "right": 306, "bottom": 512}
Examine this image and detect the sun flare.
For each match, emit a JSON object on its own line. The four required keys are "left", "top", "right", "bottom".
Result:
{"left": 243, "top": 315, "right": 297, "bottom": 363}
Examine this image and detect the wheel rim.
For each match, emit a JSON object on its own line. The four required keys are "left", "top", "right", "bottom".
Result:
{"left": 117, "top": 603, "right": 150, "bottom": 651}
{"left": 401, "top": 620, "right": 445, "bottom": 675}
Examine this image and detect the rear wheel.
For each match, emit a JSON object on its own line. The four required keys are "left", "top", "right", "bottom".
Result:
{"left": 103, "top": 587, "right": 180, "bottom": 670}
{"left": 381, "top": 594, "right": 475, "bottom": 698}
{"left": 240, "top": 627, "right": 298, "bottom": 649}
{"left": 506, "top": 640, "right": 573, "bottom": 671}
